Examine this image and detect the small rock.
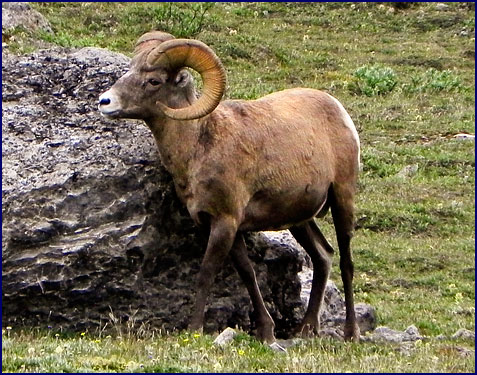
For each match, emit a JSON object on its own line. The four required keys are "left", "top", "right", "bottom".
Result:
{"left": 362, "top": 325, "right": 422, "bottom": 344}
{"left": 355, "top": 303, "right": 377, "bottom": 334}
{"left": 275, "top": 338, "right": 305, "bottom": 349}
{"left": 396, "top": 164, "right": 419, "bottom": 178}
{"left": 435, "top": 3, "right": 450, "bottom": 11}
{"left": 453, "top": 133, "right": 475, "bottom": 141}
{"left": 451, "top": 328, "right": 475, "bottom": 341}
{"left": 213, "top": 327, "right": 237, "bottom": 346}
{"left": 269, "top": 341, "right": 287, "bottom": 353}
{"left": 404, "top": 324, "right": 421, "bottom": 339}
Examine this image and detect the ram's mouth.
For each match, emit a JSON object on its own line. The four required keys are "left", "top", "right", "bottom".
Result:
{"left": 98, "top": 107, "right": 121, "bottom": 118}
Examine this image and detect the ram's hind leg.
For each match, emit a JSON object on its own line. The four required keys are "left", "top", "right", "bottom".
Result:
{"left": 290, "top": 220, "right": 334, "bottom": 337}
{"left": 230, "top": 233, "right": 276, "bottom": 343}
{"left": 330, "top": 183, "right": 360, "bottom": 342}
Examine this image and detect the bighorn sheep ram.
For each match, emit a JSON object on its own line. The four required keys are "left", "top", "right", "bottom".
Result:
{"left": 98, "top": 31, "right": 361, "bottom": 343}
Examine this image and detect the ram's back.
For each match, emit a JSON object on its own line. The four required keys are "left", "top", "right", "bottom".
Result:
{"left": 188, "top": 88, "right": 359, "bottom": 230}
{"left": 208, "top": 88, "right": 359, "bottom": 183}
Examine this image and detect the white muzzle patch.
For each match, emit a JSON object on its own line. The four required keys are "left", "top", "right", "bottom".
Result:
{"left": 98, "top": 89, "right": 122, "bottom": 116}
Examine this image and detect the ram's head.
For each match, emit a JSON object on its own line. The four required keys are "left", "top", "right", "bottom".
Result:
{"left": 99, "top": 31, "right": 226, "bottom": 121}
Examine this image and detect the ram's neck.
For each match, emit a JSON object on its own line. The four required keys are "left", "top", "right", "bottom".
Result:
{"left": 145, "top": 117, "right": 200, "bottom": 185}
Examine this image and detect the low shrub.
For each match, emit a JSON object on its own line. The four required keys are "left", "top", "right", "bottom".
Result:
{"left": 349, "top": 65, "right": 398, "bottom": 96}
{"left": 404, "top": 68, "right": 463, "bottom": 93}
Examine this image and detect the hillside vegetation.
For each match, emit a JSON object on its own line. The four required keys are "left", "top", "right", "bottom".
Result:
{"left": 2, "top": 2, "right": 475, "bottom": 372}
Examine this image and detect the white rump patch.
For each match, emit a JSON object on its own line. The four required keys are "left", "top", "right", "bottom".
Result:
{"left": 328, "top": 94, "right": 361, "bottom": 170}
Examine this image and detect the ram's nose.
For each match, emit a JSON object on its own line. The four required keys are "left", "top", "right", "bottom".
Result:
{"left": 98, "top": 91, "right": 112, "bottom": 108}
{"left": 98, "top": 90, "right": 121, "bottom": 116}
{"left": 99, "top": 97, "right": 111, "bottom": 106}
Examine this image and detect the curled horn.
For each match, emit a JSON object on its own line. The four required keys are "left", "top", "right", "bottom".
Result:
{"left": 134, "top": 31, "right": 175, "bottom": 54}
{"left": 146, "top": 39, "right": 226, "bottom": 120}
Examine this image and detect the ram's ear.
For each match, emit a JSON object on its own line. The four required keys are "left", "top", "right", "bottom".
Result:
{"left": 173, "top": 70, "right": 192, "bottom": 88}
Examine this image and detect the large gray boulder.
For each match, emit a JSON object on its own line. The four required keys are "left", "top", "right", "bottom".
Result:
{"left": 1, "top": 47, "right": 306, "bottom": 337}
{"left": 2, "top": 46, "right": 374, "bottom": 339}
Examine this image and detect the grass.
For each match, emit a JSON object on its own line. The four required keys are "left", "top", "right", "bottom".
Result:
{"left": 2, "top": 328, "right": 474, "bottom": 373}
{"left": 2, "top": 2, "right": 475, "bottom": 373}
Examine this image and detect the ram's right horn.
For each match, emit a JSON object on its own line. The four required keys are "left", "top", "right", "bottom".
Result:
{"left": 147, "top": 38, "right": 227, "bottom": 120}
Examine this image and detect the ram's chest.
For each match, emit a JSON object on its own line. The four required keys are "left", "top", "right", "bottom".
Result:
{"left": 172, "top": 161, "right": 245, "bottom": 222}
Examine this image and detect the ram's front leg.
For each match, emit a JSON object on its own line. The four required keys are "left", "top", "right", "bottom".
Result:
{"left": 189, "top": 215, "right": 238, "bottom": 332}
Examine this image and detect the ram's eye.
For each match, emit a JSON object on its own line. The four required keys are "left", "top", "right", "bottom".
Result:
{"left": 148, "top": 79, "right": 161, "bottom": 86}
